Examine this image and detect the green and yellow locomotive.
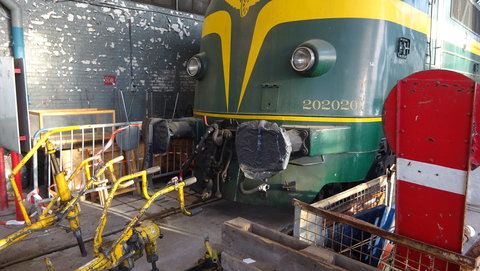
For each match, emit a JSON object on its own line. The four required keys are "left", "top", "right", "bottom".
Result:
{"left": 180, "top": 0, "right": 480, "bottom": 207}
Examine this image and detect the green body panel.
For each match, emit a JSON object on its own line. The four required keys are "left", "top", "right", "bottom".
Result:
{"left": 196, "top": 18, "right": 428, "bottom": 151}
{"left": 198, "top": 116, "right": 384, "bottom": 207}
{"left": 442, "top": 42, "right": 480, "bottom": 75}
{"left": 222, "top": 152, "right": 377, "bottom": 208}
{"left": 196, "top": 18, "right": 428, "bottom": 117}
{"left": 260, "top": 88, "right": 279, "bottom": 112}
{"left": 308, "top": 126, "right": 352, "bottom": 156}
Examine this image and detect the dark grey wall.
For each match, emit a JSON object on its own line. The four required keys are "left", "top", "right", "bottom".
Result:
{"left": 0, "top": 4, "right": 11, "bottom": 56}
{"left": 0, "top": 0, "right": 203, "bottom": 126}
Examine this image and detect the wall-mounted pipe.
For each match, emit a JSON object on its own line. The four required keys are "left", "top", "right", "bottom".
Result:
{"left": 0, "top": 0, "right": 25, "bottom": 58}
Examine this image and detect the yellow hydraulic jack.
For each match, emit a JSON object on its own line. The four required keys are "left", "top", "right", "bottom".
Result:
{"left": 69, "top": 176, "right": 199, "bottom": 271}
{"left": 0, "top": 125, "right": 121, "bottom": 257}
{"left": 191, "top": 236, "right": 221, "bottom": 271}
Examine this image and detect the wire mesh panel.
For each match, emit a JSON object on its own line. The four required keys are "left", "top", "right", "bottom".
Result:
{"left": 152, "top": 138, "right": 194, "bottom": 177}
{"left": 314, "top": 175, "right": 393, "bottom": 214}
{"left": 293, "top": 200, "right": 478, "bottom": 271}
{"left": 294, "top": 175, "right": 393, "bottom": 245}
{"left": 31, "top": 122, "right": 194, "bottom": 200}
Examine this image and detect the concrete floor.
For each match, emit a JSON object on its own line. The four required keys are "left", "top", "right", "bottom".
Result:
{"left": 0, "top": 191, "right": 293, "bottom": 270}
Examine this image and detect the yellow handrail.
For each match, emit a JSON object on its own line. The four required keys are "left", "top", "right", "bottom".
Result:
{"left": 8, "top": 125, "right": 89, "bottom": 225}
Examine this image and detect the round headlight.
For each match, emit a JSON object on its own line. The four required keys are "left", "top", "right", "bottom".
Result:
{"left": 186, "top": 56, "right": 202, "bottom": 77}
{"left": 291, "top": 47, "right": 315, "bottom": 72}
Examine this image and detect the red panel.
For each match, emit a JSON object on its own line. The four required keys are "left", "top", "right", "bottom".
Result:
{"left": 399, "top": 77, "right": 473, "bottom": 170}
{"left": 384, "top": 70, "right": 475, "bottom": 171}
{"left": 396, "top": 179, "right": 464, "bottom": 271}
{"left": 396, "top": 180, "right": 465, "bottom": 251}
{"left": 10, "top": 151, "right": 24, "bottom": 221}
{"left": 472, "top": 85, "right": 480, "bottom": 169}
{"left": 383, "top": 86, "right": 398, "bottom": 153}
{"left": 103, "top": 75, "right": 116, "bottom": 86}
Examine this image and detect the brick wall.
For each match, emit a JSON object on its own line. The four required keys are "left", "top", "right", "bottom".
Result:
{"left": 0, "top": 0, "right": 202, "bottom": 126}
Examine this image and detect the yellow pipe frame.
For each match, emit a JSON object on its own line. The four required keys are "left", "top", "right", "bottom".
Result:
{"left": 93, "top": 168, "right": 150, "bottom": 255}
{"left": 8, "top": 174, "right": 30, "bottom": 224}
{"left": 40, "top": 156, "right": 97, "bottom": 218}
{"left": 79, "top": 177, "right": 196, "bottom": 271}
{"left": 0, "top": 153, "right": 122, "bottom": 251}
{"left": 92, "top": 165, "right": 159, "bottom": 255}
{"left": 58, "top": 156, "right": 124, "bottom": 215}
{"left": 108, "top": 179, "right": 189, "bottom": 253}
{"left": 8, "top": 125, "right": 90, "bottom": 225}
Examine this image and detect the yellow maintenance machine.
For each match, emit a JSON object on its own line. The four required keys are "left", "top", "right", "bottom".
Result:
{"left": 42, "top": 174, "right": 197, "bottom": 271}
{"left": 0, "top": 125, "right": 122, "bottom": 256}
{"left": 73, "top": 176, "right": 197, "bottom": 271}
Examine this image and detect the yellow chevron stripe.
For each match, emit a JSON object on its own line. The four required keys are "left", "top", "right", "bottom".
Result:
{"left": 465, "top": 38, "right": 480, "bottom": 57}
{"left": 237, "top": 0, "right": 431, "bottom": 111}
{"left": 202, "top": 11, "right": 232, "bottom": 111}
{"left": 195, "top": 111, "right": 382, "bottom": 123}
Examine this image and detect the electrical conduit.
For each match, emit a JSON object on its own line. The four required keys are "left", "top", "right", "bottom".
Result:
{"left": 1, "top": 0, "right": 25, "bottom": 58}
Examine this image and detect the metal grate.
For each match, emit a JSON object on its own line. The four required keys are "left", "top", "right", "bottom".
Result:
{"left": 294, "top": 175, "right": 393, "bottom": 245}
{"left": 293, "top": 200, "right": 478, "bottom": 271}
{"left": 316, "top": 180, "right": 389, "bottom": 216}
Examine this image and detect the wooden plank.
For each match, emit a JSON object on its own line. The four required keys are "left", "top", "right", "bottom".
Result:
{"left": 84, "top": 146, "right": 129, "bottom": 205}
{"left": 33, "top": 111, "right": 114, "bottom": 117}
{"left": 29, "top": 108, "right": 115, "bottom": 130}
{"left": 300, "top": 246, "right": 377, "bottom": 271}
{"left": 221, "top": 251, "right": 265, "bottom": 271}
{"left": 29, "top": 108, "right": 112, "bottom": 113}
{"left": 222, "top": 218, "right": 347, "bottom": 271}
{"left": 61, "top": 148, "right": 87, "bottom": 191}
{"left": 124, "top": 150, "right": 141, "bottom": 195}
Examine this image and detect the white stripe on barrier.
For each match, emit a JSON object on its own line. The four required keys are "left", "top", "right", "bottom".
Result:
{"left": 467, "top": 167, "right": 480, "bottom": 204}
{"left": 397, "top": 158, "right": 467, "bottom": 195}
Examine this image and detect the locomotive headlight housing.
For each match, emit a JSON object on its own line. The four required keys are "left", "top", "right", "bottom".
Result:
{"left": 186, "top": 52, "right": 207, "bottom": 79}
{"left": 187, "top": 57, "right": 201, "bottom": 76}
{"left": 291, "top": 47, "right": 315, "bottom": 72}
{"left": 291, "top": 39, "right": 336, "bottom": 77}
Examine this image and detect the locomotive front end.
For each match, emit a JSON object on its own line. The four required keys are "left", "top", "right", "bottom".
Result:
{"left": 187, "top": 0, "right": 429, "bottom": 207}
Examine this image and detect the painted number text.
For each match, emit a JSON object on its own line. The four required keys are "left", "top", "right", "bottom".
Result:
{"left": 303, "top": 99, "right": 359, "bottom": 111}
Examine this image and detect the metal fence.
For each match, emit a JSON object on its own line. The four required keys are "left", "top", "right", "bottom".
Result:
{"left": 293, "top": 199, "right": 478, "bottom": 270}
{"left": 315, "top": 176, "right": 392, "bottom": 216}
{"left": 31, "top": 122, "right": 194, "bottom": 201}
{"left": 294, "top": 176, "right": 393, "bottom": 246}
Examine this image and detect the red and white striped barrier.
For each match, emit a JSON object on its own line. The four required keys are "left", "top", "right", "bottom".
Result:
{"left": 383, "top": 70, "right": 478, "bottom": 270}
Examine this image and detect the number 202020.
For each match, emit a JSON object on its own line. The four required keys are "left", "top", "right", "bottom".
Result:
{"left": 303, "top": 99, "right": 359, "bottom": 111}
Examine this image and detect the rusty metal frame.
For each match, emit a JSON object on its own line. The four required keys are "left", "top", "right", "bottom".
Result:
{"left": 293, "top": 199, "right": 480, "bottom": 270}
